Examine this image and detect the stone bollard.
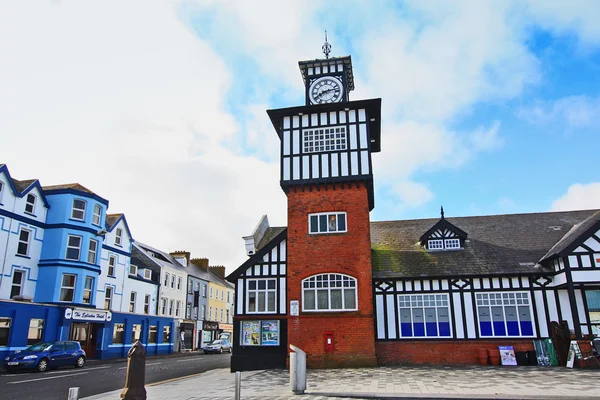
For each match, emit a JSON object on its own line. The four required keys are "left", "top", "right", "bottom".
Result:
{"left": 120, "top": 340, "right": 147, "bottom": 400}
{"left": 67, "top": 387, "right": 79, "bottom": 400}
{"left": 289, "top": 344, "right": 306, "bottom": 395}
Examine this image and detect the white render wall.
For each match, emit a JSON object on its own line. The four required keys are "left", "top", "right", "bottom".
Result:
{"left": 122, "top": 273, "right": 158, "bottom": 315}
{"left": 158, "top": 267, "right": 187, "bottom": 320}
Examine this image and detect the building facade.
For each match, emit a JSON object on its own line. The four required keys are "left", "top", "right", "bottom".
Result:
{"left": 227, "top": 50, "right": 600, "bottom": 371}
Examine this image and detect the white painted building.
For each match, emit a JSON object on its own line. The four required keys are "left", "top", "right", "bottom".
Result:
{"left": 0, "top": 165, "right": 48, "bottom": 301}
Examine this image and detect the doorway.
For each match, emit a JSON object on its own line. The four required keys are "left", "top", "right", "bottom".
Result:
{"left": 70, "top": 323, "right": 101, "bottom": 359}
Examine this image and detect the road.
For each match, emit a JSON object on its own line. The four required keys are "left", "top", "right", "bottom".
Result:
{"left": 0, "top": 353, "right": 231, "bottom": 400}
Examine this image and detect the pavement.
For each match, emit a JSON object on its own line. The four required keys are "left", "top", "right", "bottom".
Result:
{"left": 83, "top": 364, "right": 600, "bottom": 400}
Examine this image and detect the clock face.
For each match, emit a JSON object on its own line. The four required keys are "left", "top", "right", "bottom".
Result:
{"left": 309, "top": 76, "right": 344, "bottom": 104}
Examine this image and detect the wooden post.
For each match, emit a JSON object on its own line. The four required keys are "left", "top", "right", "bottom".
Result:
{"left": 120, "top": 341, "right": 147, "bottom": 400}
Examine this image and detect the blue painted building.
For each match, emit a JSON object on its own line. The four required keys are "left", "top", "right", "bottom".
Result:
{"left": 0, "top": 165, "right": 175, "bottom": 360}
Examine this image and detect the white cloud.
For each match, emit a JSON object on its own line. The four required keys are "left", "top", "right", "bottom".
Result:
{"left": 519, "top": 96, "right": 600, "bottom": 131}
{"left": 390, "top": 181, "right": 434, "bottom": 209}
{"left": 551, "top": 183, "right": 600, "bottom": 211}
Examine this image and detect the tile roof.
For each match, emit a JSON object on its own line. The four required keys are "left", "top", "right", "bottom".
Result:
{"left": 12, "top": 179, "right": 37, "bottom": 193}
{"left": 42, "top": 183, "right": 95, "bottom": 194}
{"left": 371, "top": 209, "right": 599, "bottom": 279}
{"left": 106, "top": 213, "right": 123, "bottom": 229}
{"left": 540, "top": 210, "right": 600, "bottom": 262}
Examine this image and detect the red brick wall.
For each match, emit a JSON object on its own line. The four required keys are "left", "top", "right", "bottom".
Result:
{"left": 376, "top": 340, "right": 535, "bottom": 365}
{"left": 286, "top": 182, "right": 377, "bottom": 368}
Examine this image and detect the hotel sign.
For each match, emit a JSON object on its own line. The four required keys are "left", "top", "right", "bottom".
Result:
{"left": 65, "top": 308, "right": 112, "bottom": 322}
{"left": 203, "top": 321, "right": 219, "bottom": 331}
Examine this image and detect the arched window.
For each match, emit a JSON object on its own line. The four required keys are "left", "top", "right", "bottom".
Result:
{"left": 302, "top": 273, "right": 357, "bottom": 311}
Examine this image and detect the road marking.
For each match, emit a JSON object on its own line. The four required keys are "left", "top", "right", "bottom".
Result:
{"left": 1, "top": 365, "right": 111, "bottom": 377}
{"left": 175, "top": 357, "right": 206, "bottom": 362}
{"left": 7, "top": 371, "right": 88, "bottom": 384}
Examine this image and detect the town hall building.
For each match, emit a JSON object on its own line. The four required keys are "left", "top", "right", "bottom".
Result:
{"left": 226, "top": 46, "right": 600, "bottom": 371}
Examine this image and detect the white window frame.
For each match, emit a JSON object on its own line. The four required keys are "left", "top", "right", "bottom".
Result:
{"left": 302, "top": 273, "right": 357, "bottom": 312}
{"left": 209, "top": 306, "right": 212, "bottom": 320}
{"left": 303, "top": 125, "right": 347, "bottom": 153}
{"left": 444, "top": 238, "right": 461, "bottom": 249}
{"left": 476, "top": 292, "right": 535, "bottom": 338}
{"left": 186, "top": 302, "right": 192, "bottom": 319}
{"left": 25, "top": 193, "right": 36, "bottom": 214}
{"left": 71, "top": 199, "right": 86, "bottom": 221}
{"left": 177, "top": 276, "right": 182, "bottom": 290}
{"left": 143, "top": 269, "right": 152, "bottom": 280}
{"left": 176, "top": 300, "right": 181, "bottom": 317}
{"left": 171, "top": 275, "right": 175, "bottom": 289}
{"left": 115, "top": 228, "right": 123, "bottom": 246}
{"left": 16, "top": 227, "right": 31, "bottom": 256}
{"left": 201, "top": 305, "right": 206, "bottom": 320}
{"left": 428, "top": 239, "right": 444, "bottom": 250}
{"left": 92, "top": 204, "right": 102, "bottom": 226}
{"left": 129, "top": 291, "right": 136, "bottom": 313}
{"left": 129, "top": 264, "right": 138, "bottom": 276}
{"left": 220, "top": 308, "right": 224, "bottom": 322}
{"left": 83, "top": 276, "right": 94, "bottom": 304}
{"left": 0, "top": 181, "right": 4, "bottom": 203}
{"left": 164, "top": 273, "right": 169, "bottom": 286}
{"left": 144, "top": 294, "right": 151, "bottom": 314}
{"left": 210, "top": 287, "right": 213, "bottom": 299}
{"left": 108, "top": 255, "right": 116, "bottom": 276}
{"left": 60, "top": 274, "right": 76, "bottom": 302}
{"left": 88, "top": 239, "right": 98, "bottom": 264}
{"left": 66, "top": 235, "right": 82, "bottom": 260}
{"left": 169, "top": 299, "right": 174, "bottom": 316}
{"left": 246, "top": 278, "right": 277, "bottom": 314}
{"left": 221, "top": 290, "right": 224, "bottom": 301}
{"left": 203, "top": 284, "right": 207, "bottom": 298}
{"left": 104, "top": 286, "right": 113, "bottom": 310}
{"left": 188, "top": 279, "right": 193, "bottom": 293}
{"left": 0, "top": 318, "right": 11, "bottom": 346}
{"left": 27, "top": 318, "right": 44, "bottom": 345}
{"left": 397, "top": 294, "right": 452, "bottom": 338}
{"left": 10, "top": 270, "right": 24, "bottom": 299}
{"left": 161, "top": 298, "right": 167, "bottom": 315}
{"left": 308, "top": 212, "right": 347, "bottom": 234}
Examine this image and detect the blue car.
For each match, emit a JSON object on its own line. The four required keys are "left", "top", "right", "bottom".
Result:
{"left": 3, "top": 341, "right": 86, "bottom": 372}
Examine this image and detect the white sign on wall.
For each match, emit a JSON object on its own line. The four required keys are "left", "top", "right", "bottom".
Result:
{"left": 65, "top": 308, "right": 112, "bottom": 322}
{"left": 290, "top": 300, "right": 299, "bottom": 316}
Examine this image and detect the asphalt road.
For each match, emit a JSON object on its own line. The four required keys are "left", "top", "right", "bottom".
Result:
{"left": 0, "top": 352, "right": 231, "bottom": 400}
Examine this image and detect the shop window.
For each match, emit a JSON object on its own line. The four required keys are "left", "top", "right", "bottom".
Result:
{"left": 129, "top": 292, "right": 136, "bottom": 313}
{"left": 240, "top": 320, "right": 279, "bottom": 346}
{"left": 247, "top": 279, "right": 276, "bottom": 313}
{"left": 108, "top": 256, "right": 116, "bottom": 276}
{"left": 60, "top": 274, "right": 76, "bottom": 302}
{"left": 83, "top": 276, "right": 94, "bottom": 304}
{"left": 131, "top": 324, "right": 142, "bottom": 343}
{"left": 25, "top": 193, "right": 36, "bottom": 214}
{"left": 585, "top": 290, "right": 600, "bottom": 336}
{"left": 476, "top": 292, "right": 534, "bottom": 337}
{"left": 144, "top": 295, "right": 151, "bottom": 314}
{"left": 162, "top": 326, "right": 171, "bottom": 343}
{"left": 88, "top": 239, "right": 98, "bottom": 264}
{"left": 115, "top": 228, "right": 123, "bottom": 246}
{"left": 309, "top": 212, "right": 347, "bottom": 234}
{"left": 0, "top": 318, "right": 11, "bottom": 346}
{"left": 16, "top": 228, "right": 31, "bottom": 257}
{"left": 113, "top": 323, "right": 124, "bottom": 344}
{"left": 105, "top": 286, "right": 113, "bottom": 310}
{"left": 71, "top": 199, "right": 86, "bottom": 221}
{"left": 66, "top": 235, "right": 82, "bottom": 260}
{"left": 302, "top": 273, "right": 357, "bottom": 311}
{"left": 10, "top": 270, "right": 24, "bottom": 299}
{"left": 398, "top": 294, "right": 451, "bottom": 338}
{"left": 93, "top": 204, "right": 102, "bottom": 226}
{"left": 27, "top": 319, "right": 44, "bottom": 345}
{"left": 149, "top": 326, "right": 157, "bottom": 343}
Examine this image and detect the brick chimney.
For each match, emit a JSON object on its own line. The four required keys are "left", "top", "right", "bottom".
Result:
{"left": 210, "top": 265, "right": 225, "bottom": 279}
{"left": 170, "top": 250, "right": 191, "bottom": 267}
{"left": 191, "top": 258, "right": 209, "bottom": 271}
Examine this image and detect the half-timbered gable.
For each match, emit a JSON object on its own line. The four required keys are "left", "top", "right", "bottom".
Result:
{"left": 419, "top": 207, "right": 468, "bottom": 251}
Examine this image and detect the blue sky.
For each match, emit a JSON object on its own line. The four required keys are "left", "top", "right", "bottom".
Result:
{"left": 1, "top": 1, "right": 599, "bottom": 271}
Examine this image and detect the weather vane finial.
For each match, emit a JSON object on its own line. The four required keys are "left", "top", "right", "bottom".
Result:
{"left": 322, "top": 30, "right": 331, "bottom": 59}
{"left": 441, "top": 206, "right": 445, "bottom": 219}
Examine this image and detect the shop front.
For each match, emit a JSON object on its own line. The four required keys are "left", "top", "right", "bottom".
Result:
{"left": 202, "top": 320, "right": 219, "bottom": 347}
{"left": 64, "top": 307, "right": 112, "bottom": 359}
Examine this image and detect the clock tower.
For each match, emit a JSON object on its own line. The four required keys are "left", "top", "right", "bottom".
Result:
{"left": 267, "top": 37, "right": 381, "bottom": 368}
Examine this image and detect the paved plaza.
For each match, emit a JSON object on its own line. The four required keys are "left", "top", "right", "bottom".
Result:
{"left": 83, "top": 364, "right": 599, "bottom": 400}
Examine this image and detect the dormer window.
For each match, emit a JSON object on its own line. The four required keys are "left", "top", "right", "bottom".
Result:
{"left": 71, "top": 199, "right": 86, "bottom": 221}
{"left": 445, "top": 238, "right": 460, "bottom": 249}
{"left": 25, "top": 194, "right": 36, "bottom": 214}
{"left": 420, "top": 207, "right": 467, "bottom": 252}
{"left": 427, "top": 238, "right": 461, "bottom": 251}
{"left": 129, "top": 264, "right": 138, "bottom": 276}
{"left": 143, "top": 269, "right": 152, "bottom": 280}
{"left": 115, "top": 228, "right": 123, "bottom": 246}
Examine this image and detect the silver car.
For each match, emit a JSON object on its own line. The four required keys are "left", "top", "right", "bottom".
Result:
{"left": 203, "top": 339, "right": 232, "bottom": 354}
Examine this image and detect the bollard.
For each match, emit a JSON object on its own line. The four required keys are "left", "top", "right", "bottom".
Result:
{"left": 120, "top": 340, "right": 147, "bottom": 400}
{"left": 289, "top": 344, "right": 306, "bottom": 395}
{"left": 234, "top": 371, "right": 241, "bottom": 400}
{"left": 67, "top": 387, "right": 79, "bottom": 400}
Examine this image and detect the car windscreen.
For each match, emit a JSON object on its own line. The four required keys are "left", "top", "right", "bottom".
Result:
{"left": 25, "top": 342, "right": 53, "bottom": 352}
{"left": 210, "top": 340, "right": 222, "bottom": 345}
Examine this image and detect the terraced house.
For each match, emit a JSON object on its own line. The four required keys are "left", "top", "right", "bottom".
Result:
{"left": 0, "top": 164, "right": 175, "bottom": 360}
{"left": 227, "top": 50, "right": 600, "bottom": 371}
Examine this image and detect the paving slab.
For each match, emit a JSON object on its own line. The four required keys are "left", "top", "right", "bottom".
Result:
{"left": 83, "top": 364, "right": 600, "bottom": 400}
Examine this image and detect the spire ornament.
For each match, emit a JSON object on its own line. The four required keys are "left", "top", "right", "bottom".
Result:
{"left": 322, "top": 30, "right": 331, "bottom": 59}
{"left": 441, "top": 206, "right": 445, "bottom": 219}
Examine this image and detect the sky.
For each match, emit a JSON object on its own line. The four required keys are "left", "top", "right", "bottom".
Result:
{"left": 1, "top": 1, "right": 599, "bottom": 274}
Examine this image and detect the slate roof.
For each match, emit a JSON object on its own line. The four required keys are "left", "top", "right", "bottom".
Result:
{"left": 133, "top": 241, "right": 186, "bottom": 272}
{"left": 540, "top": 210, "right": 600, "bottom": 262}
{"left": 371, "top": 210, "right": 599, "bottom": 279}
{"left": 12, "top": 179, "right": 37, "bottom": 192}
{"left": 42, "top": 183, "right": 95, "bottom": 194}
{"left": 106, "top": 213, "right": 123, "bottom": 229}
{"left": 256, "top": 227, "right": 286, "bottom": 251}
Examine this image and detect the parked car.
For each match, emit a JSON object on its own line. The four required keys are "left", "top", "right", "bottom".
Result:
{"left": 3, "top": 341, "right": 86, "bottom": 372}
{"left": 203, "top": 339, "right": 232, "bottom": 354}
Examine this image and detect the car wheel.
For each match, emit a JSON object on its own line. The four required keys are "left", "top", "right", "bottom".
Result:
{"left": 228, "top": 347, "right": 232, "bottom": 353}
{"left": 219, "top": 347, "right": 223, "bottom": 354}
{"left": 37, "top": 358, "right": 49, "bottom": 372}
{"left": 75, "top": 356, "right": 85, "bottom": 368}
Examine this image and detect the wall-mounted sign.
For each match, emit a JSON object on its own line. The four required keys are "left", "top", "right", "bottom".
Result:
{"left": 65, "top": 308, "right": 112, "bottom": 322}
{"left": 290, "top": 300, "right": 299, "bottom": 316}
{"left": 203, "top": 321, "right": 219, "bottom": 331}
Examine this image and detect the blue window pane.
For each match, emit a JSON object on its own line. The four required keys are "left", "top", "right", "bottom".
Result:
{"left": 425, "top": 322, "right": 438, "bottom": 337}
{"left": 400, "top": 323, "right": 412, "bottom": 337}
{"left": 520, "top": 321, "right": 533, "bottom": 336}
{"left": 493, "top": 321, "right": 506, "bottom": 336}
{"left": 413, "top": 323, "right": 425, "bottom": 337}
{"left": 310, "top": 216, "right": 318, "bottom": 233}
{"left": 337, "top": 214, "right": 346, "bottom": 231}
{"left": 319, "top": 215, "right": 327, "bottom": 232}
{"left": 506, "top": 321, "right": 520, "bottom": 336}
{"left": 480, "top": 322, "right": 493, "bottom": 336}
{"left": 439, "top": 322, "right": 451, "bottom": 337}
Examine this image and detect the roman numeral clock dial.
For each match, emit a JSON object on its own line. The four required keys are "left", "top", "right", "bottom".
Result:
{"left": 309, "top": 76, "right": 344, "bottom": 104}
